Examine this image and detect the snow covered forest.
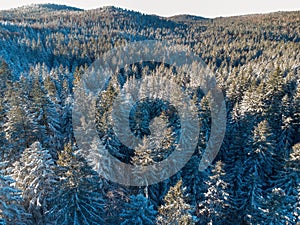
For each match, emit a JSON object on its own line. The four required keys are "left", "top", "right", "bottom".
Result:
{"left": 0, "top": 4, "right": 299, "bottom": 224}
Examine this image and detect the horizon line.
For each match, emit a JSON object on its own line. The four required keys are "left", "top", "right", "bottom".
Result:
{"left": 1, "top": 3, "right": 300, "bottom": 19}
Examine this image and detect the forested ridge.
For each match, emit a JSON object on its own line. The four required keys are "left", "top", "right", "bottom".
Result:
{"left": 0, "top": 4, "right": 299, "bottom": 224}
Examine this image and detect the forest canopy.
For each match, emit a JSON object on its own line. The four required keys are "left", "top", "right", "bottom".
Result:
{"left": 0, "top": 4, "right": 299, "bottom": 224}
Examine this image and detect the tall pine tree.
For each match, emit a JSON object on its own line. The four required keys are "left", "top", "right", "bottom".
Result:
{"left": 157, "top": 179, "right": 195, "bottom": 225}
{"left": 120, "top": 194, "right": 157, "bottom": 225}
{"left": 46, "top": 143, "right": 105, "bottom": 225}
{"left": 11, "top": 142, "right": 56, "bottom": 224}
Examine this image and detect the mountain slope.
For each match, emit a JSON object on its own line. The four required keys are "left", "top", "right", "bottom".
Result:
{"left": 0, "top": 5, "right": 298, "bottom": 76}
{"left": 168, "top": 14, "right": 209, "bottom": 24}
{"left": 0, "top": 4, "right": 83, "bottom": 20}
{"left": 0, "top": 4, "right": 299, "bottom": 225}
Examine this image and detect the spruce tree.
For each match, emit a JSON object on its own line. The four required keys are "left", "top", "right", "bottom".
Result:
{"left": 0, "top": 163, "right": 32, "bottom": 225}
{"left": 157, "top": 179, "right": 195, "bottom": 225}
{"left": 120, "top": 194, "right": 157, "bottom": 225}
{"left": 265, "top": 66, "right": 285, "bottom": 131}
{"left": 46, "top": 143, "right": 105, "bottom": 225}
{"left": 292, "top": 84, "right": 300, "bottom": 144}
{"left": 4, "top": 81, "right": 39, "bottom": 161}
{"left": 261, "top": 188, "right": 294, "bottom": 224}
{"left": 11, "top": 142, "right": 56, "bottom": 224}
{"left": 198, "top": 161, "right": 230, "bottom": 225}
{"left": 0, "top": 97, "right": 8, "bottom": 163}
{"left": 28, "top": 77, "right": 63, "bottom": 154}
{"left": 0, "top": 60, "right": 13, "bottom": 96}
{"left": 241, "top": 120, "right": 279, "bottom": 224}
{"left": 288, "top": 144, "right": 300, "bottom": 223}
{"left": 131, "top": 136, "right": 155, "bottom": 198}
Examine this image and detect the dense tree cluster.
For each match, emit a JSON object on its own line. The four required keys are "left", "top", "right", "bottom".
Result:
{"left": 0, "top": 4, "right": 299, "bottom": 224}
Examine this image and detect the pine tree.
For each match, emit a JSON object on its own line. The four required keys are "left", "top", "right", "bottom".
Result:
{"left": 149, "top": 112, "right": 175, "bottom": 162}
{"left": 46, "top": 143, "right": 105, "bottom": 225}
{"left": 265, "top": 66, "right": 285, "bottom": 130}
{"left": 157, "top": 179, "right": 195, "bottom": 225}
{"left": 4, "top": 81, "right": 39, "bottom": 161}
{"left": 0, "top": 60, "right": 13, "bottom": 96}
{"left": 292, "top": 84, "right": 300, "bottom": 144}
{"left": 241, "top": 120, "right": 279, "bottom": 224}
{"left": 0, "top": 97, "right": 8, "bottom": 163}
{"left": 288, "top": 144, "right": 300, "bottom": 223}
{"left": 11, "top": 142, "right": 56, "bottom": 224}
{"left": 0, "top": 163, "right": 32, "bottom": 225}
{"left": 277, "top": 94, "right": 294, "bottom": 157}
{"left": 181, "top": 155, "right": 207, "bottom": 208}
{"left": 147, "top": 111, "right": 178, "bottom": 207}
{"left": 131, "top": 136, "right": 155, "bottom": 198}
{"left": 223, "top": 110, "right": 249, "bottom": 224}
{"left": 120, "top": 194, "right": 157, "bottom": 225}
{"left": 239, "top": 80, "right": 266, "bottom": 120}
{"left": 198, "top": 161, "right": 230, "bottom": 225}
{"left": 0, "top": 61, "right": 13, "bottom": 163}
{"left": 132, "top": 136, "right": 155, "bottom": 167}
{"left": 260, "top": 188, "right": 294, "bottom": 224}
{"left": 28, "top": 77, "right": 63, "bottom": 154}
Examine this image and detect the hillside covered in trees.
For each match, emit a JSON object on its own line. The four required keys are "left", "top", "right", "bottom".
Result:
{"left": 0, "top": 4, "right": 299, "bottom": 224}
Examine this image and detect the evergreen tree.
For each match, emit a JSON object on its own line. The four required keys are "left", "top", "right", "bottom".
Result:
{"left": 0, "top": 60, "right": 13, "bottom": 96}
{"left": 147, "top": 112, "right": 178, "bottom": 207}
{"left": 265, "top": 66, "right": 285, "bottom": 131}
{"left": 157, "top": 179, "right": 195, "bottom": 225}
{"left": 198, "top": 161, "right": 230, "bottom": 225}
{"left": 239, "top": 80, "right": 266, "bottom": 120}
{"left": 132, "top": 136, "right": 155, "bottom": 167}
{"left": 0, "top": 163, "right": 32, "bottom": 225}
{"left": 120, "top": 194, "right": 157, "bottom": 225}
{"left": 288, "top": 144, "right": 300, "bottom": 223}
{"left": 0, "top": 5, "right": 299, "bottom": 224}
{"left": 46, "top": 143, "right": 105, "bottom": 225}
{"left": 28, "top": 77, "right": 63, "bottom": 154}
{"left": 223, "top": 112, "right": 249, "bottom": 224}
{"left": 292, "top": 84, "right": 300, "bottom": 144}
{"left": 131, "top": 136, "right": 155, "bottom": 198}
{"left": 182, "top": 155, "right": 207, "bottom": 208}
{"left": 277, "top": 94, "right": 294, "bottom": 157}
{"left": 260, "top": 188, "right": 294, "bottom": 224}
{"left": 241, "top": 120, "right": 279, "bottom": 224}
{"left": 0, "top": 97, "right": 8, "bottom": 163}
{"left": 11, "top": 142, "right": 56, "bottom": 224}
{"left": 4, "top": 81, "right": 39, "bottom": 161}
{"left": 149, "top": 112, "right": 175, "bottom": 162}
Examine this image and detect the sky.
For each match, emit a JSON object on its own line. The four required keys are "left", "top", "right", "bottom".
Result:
{"left": 0, "top": 0, "right": 299, "bottom": 18}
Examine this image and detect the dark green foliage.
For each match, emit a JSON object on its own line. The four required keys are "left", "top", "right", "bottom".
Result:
{"left": 198, "top": 161, "right": 230, "bottom": 225}
{"left": 46, "top": 144, "right": 105, "bottom": 224}
{"left": 0, "top": 163, "right": 32, "bottom": 225}
{"left": 120, "top": 194, "right": 157, "bottom": 225}
{"left": 0, "top": 5, "right": 299, "bottom": 224}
